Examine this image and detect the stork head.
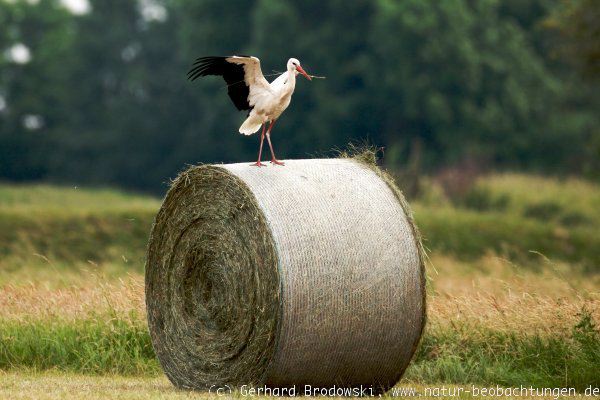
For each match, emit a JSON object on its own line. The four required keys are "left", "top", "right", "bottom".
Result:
{"left": 288, "top": 58, "right": 312, "bottom": 81}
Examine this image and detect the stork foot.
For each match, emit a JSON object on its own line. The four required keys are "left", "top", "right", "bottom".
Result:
{"left": 271, "top": 159, "right": 285, "bottom": 166}
{"left": 251, "top": 161, "right": 267, "bottom": 167}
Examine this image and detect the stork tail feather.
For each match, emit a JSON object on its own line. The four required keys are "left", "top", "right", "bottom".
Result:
{"left": 239, "top": 116, "right": 262, "bottom": 135}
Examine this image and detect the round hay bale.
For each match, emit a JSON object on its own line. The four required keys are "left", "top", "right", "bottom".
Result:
{"left": 145, "top": 158, "right": 426, "bottom": 392}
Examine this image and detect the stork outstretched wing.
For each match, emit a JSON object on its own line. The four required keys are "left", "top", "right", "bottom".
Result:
{"left": 188, "top": 55, "right": 271, "bottom": 111}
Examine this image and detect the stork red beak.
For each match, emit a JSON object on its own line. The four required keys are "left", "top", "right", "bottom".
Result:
{"left": 296, "top": 65, "right": 312, "bottom": 81}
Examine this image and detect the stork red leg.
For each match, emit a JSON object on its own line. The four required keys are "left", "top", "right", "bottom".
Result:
{"left": 251, "top": 124, "right": 267, "bottom": 167}
{"left": 266, "top": 120, "right": 285, "bottom": 166}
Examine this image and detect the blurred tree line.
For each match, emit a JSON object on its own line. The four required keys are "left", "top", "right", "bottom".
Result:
{"left": 0, "top": 0, "right": 598, "bottom": 193}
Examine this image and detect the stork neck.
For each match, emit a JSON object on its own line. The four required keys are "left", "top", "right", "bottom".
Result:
{"left": 283, "top": 70, "right": 296, "bottom": 91}
{"left": 288, "top": 70, "right": 297, "bottom": 83}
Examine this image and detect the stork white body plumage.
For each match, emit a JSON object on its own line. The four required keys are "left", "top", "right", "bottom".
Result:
{"left": 188, "top": 55, "right": 312, "bottom": 166}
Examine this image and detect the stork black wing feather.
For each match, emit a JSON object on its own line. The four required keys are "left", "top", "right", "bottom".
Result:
{"left": 188, "top": 56, "right": 253, "bottom": 111}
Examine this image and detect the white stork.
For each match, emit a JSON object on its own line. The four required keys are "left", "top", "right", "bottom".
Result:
{"left": 188, "top": 55, "right": 312, "bottom": 166}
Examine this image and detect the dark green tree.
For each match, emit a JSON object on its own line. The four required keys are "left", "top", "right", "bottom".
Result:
{"left": 1, "top": 0, "right": 598, "bottom": 192}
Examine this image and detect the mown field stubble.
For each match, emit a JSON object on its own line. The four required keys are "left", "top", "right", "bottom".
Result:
{"left": 0, "top": 175, "right": 599, "bottom": 398}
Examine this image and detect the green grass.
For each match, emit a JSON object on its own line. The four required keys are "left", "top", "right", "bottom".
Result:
{"left": 0, "top": 183, "right": 158, "bottom": 274}
{"left": 2, "top": 174, "right": 599, "bottom": 274}
{"left": 0, "top": 211, "right": 154, "bottom": 267}
{"left": 3, "top": 173, "right": 600, "bottom": 275}
{"left": 407, "top": 312, "right": 600, "bottom": 391}
{"left": 0, "top": 183, "right": 159, "bottom": 214}
{"left": 414, "top": 204, "right": 600, "bottom": 271}
{"left": 1, "top": 313, "right": 598, "bottom": 391}
{"left": 0, "top": 315, "right": 157, "bottom": 375}
{"left": 480, "top": 174, "right": 600, "bottom": 224}
{"left": 418, "top": 173, "right": 600, "bottom": 224}
{"left": 413, "top": 173, "right": 600, "bottom": 270}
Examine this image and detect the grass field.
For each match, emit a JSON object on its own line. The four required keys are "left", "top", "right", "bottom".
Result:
{"left": 3, "top": 373, "right": 592, "bottom": 400}
{"left": 0, "top": 174, "right": 599, "bottom": 398}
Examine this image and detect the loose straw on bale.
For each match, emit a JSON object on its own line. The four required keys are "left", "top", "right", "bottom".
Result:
{"left": 145, "top": 158, "right": 426, "bottom": 392}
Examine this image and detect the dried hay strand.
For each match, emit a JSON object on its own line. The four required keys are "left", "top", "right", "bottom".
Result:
{"left": 145, "top": 158, "right": 425, "bottom": 392}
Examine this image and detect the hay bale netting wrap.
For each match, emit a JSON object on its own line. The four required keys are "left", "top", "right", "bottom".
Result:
{"left": 145, "top": 158, "right": 426, "bottom": 391}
